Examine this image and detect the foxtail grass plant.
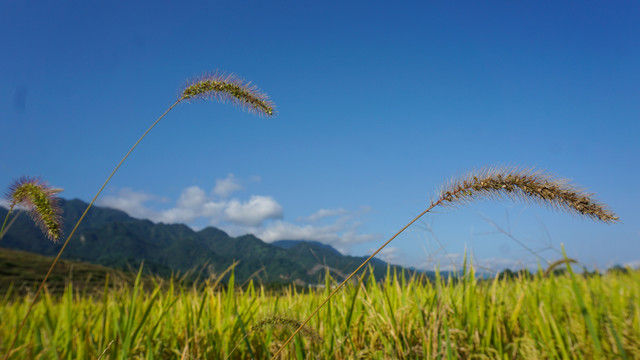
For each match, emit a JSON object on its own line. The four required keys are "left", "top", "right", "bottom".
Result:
{"left": 0, "top": 177, "right": 63, "bottom": 242}
{"left": 2, "top": 70, "right": 275, "bottom": 360}
{"left": 273, "top": 166, "right": 619, "bottom": 358}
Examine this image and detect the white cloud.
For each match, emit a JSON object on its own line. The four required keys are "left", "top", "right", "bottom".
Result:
{"left": 101, "top": 186, "right": 283, "bottom": 228}
{"left": 202, "top": 201, "right": 227, "bottom": 217}
{"left": 97, "top": 176, "right": 379, "bottom": 254}
{"left": 157, "top": 206, "right": 201, "bottom": 224}
{"left": 177, "top": 186, "right": 207, "bottom": 208}
{"left": 412, "top": 252, "right": 538, "bottom": 273}
{"left": 224, "top": 195, "right": 283, "bottom": 226}
{"left": 299, "top": 208, "right": 348, "bottom": 222}
{"left": 376, "top": 247, "right": 401, "bottom": 264}
{"left": 257, "top": 221, "right": 340, "bottom": 243}
{"left": 213, "top": 173, "right": 243, "bottom": 197}
{"left": 256, "top": 214, "right": 378, "bottom": 254}
{"left": 100, "top": 188, "right": 159, "bottom": 220}
{"left": 0, "top": 199, "right": 11, "bottom": 209}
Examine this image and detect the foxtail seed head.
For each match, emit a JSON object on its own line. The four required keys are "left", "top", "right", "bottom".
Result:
{"left": 252, "top": 317, "right": 323, "bottom": 342}
{"left": 543, "top": 258, "right": 578, "bottom": 277}
{"left": 434, "top": 167, "right": 618, "bottom": 223}
{"left": 180, "top": 71, "right": 275, "bottom": 117}
{"left": 225, "top": 316, "right": 322, "bottom": 360}
{"left": 7, "top": 177, "right": 63, "bottom": 242}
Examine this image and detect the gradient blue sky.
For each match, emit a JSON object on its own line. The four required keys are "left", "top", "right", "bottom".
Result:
{"left": 1, "top": 1, "right": 638, "bottom": 272}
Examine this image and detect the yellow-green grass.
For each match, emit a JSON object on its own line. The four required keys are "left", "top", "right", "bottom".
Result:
{"left": 1, "top": 265, "right": 638, "bottom": 359}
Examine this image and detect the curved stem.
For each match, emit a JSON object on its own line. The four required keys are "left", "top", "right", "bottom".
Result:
{"left": 272, "top": 199, "right": 444, "bottom": 359}
{"left": 3, "top": 99, "right": 183, "bottom": 360}
{"left": 0, "top": 207, "right": 14, "bottom": 241}
{"left": 0, "top": 210, "right": 22, "bottom": 242}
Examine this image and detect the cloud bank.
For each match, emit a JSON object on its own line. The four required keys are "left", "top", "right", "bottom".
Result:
{"left": 99, "top": 174, "right": 378, "bottom": 254}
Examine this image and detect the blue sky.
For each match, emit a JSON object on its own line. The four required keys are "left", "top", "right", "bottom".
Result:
{"left": 1, "top": 1, "right": 638, "bottom": 272}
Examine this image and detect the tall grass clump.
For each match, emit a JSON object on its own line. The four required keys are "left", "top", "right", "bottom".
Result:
{"left": 273, "top": 166, "right": 619, "bottom": 357}
{"left": 2, "top": 71, "right": 275, "bottom": 360}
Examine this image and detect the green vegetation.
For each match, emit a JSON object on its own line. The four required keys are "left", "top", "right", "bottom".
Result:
{"left": 1, "top": 169, "right": 623, "bottom": 358}
{"left": 0, "top": 248, "right": 136, "bottom": 296}
{"left": 0, "top": 199, "right": 400, "bottom": 285}
{"left": 0, "top": 264, "right": 637, "bottom": 359}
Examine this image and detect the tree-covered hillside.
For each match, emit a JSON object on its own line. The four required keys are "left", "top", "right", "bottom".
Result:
{"left": 0, "top": 199, "right": 416, "bottom": 285}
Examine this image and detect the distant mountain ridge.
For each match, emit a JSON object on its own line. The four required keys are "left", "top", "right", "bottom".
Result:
{"left": 0, "top": 199, "right": 416, "bottom": 285}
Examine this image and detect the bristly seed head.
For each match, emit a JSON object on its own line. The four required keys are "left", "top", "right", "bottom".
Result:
{"left": 6, "top": 177, "right": 63, "bottom": 242}
{"left": 180, "top": 71, "right": 275, "bottom": 117}
{"left": 251, "top": 316, "right": 323, "bottom": 342}
{"left": 543, "top": 258, "right": 578, "bottom": 277}
{"left": 434, "top": 166, "right": 619, "bottom": 223}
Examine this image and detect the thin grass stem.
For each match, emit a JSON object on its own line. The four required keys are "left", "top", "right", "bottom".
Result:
{"left": 0, "top": 208, "right": 13, "bottom": 241}
{"left": 3, "top": 70, "right": 274, "bottom": 359}
{"left": 272, "top": 203, "right": 438, "bottom": 358}
{"left": 272, "top": 166, "right": 618, "bottom": 358}
{"left": 2, "top": 99, "right": 182, "bottom": 360}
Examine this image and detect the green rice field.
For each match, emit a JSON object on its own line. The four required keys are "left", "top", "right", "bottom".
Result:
{"left": 1, "top": 262, "right": 638, "bottom": 360}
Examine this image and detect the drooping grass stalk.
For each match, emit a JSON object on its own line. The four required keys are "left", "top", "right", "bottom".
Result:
{"left": 1, "top": 177, "right": 63, "bottom": 242}
{"left": 437, "top": 167, "right": 618, "bottom": 222}
{"left": 543, "top": 258, "right": 578, "bottom": 277}
{"left": 2, "top": 71, "right": 274, "bottom": 360}
{"left": 272, "top": 166, "right": 619, "bottom": 358}
{"left": 181, "top": 71, "right": 275, "bottom": 116}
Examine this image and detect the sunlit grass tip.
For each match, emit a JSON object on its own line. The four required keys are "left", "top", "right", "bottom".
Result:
{"left": 434, "top": 166, "right": 619, "bottom": 223}
{"left": 6, "top": 176, "right": 63, "bottom": 242}
{"left": 180, "top": 71, "right": 275, "bottom": 117}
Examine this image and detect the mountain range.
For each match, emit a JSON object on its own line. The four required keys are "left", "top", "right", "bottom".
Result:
{"left": 0, "top": 199, "right": 414, "bottom": 285}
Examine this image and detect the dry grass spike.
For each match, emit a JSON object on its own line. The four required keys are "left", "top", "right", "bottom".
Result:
{"left": 543, "top": 258, "right": 579, "bottom": 277}
{"left": 180, "top": 71, "right": 275, "bottom": 117}
{"left": 435, "top": 166, "right": 619, "bottom": 223}
{"left": 4, "top": 176, "right": 63, "bottom": 242}
{"left": 225, "top": 316, "right": 321, "bottom": 359}
{"left": 251, "top": 316, "right": 323, "bottom": 342}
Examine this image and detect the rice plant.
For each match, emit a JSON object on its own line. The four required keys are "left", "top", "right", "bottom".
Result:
{"left": 1, "top": 263, "right": 637, "bottom": 359}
